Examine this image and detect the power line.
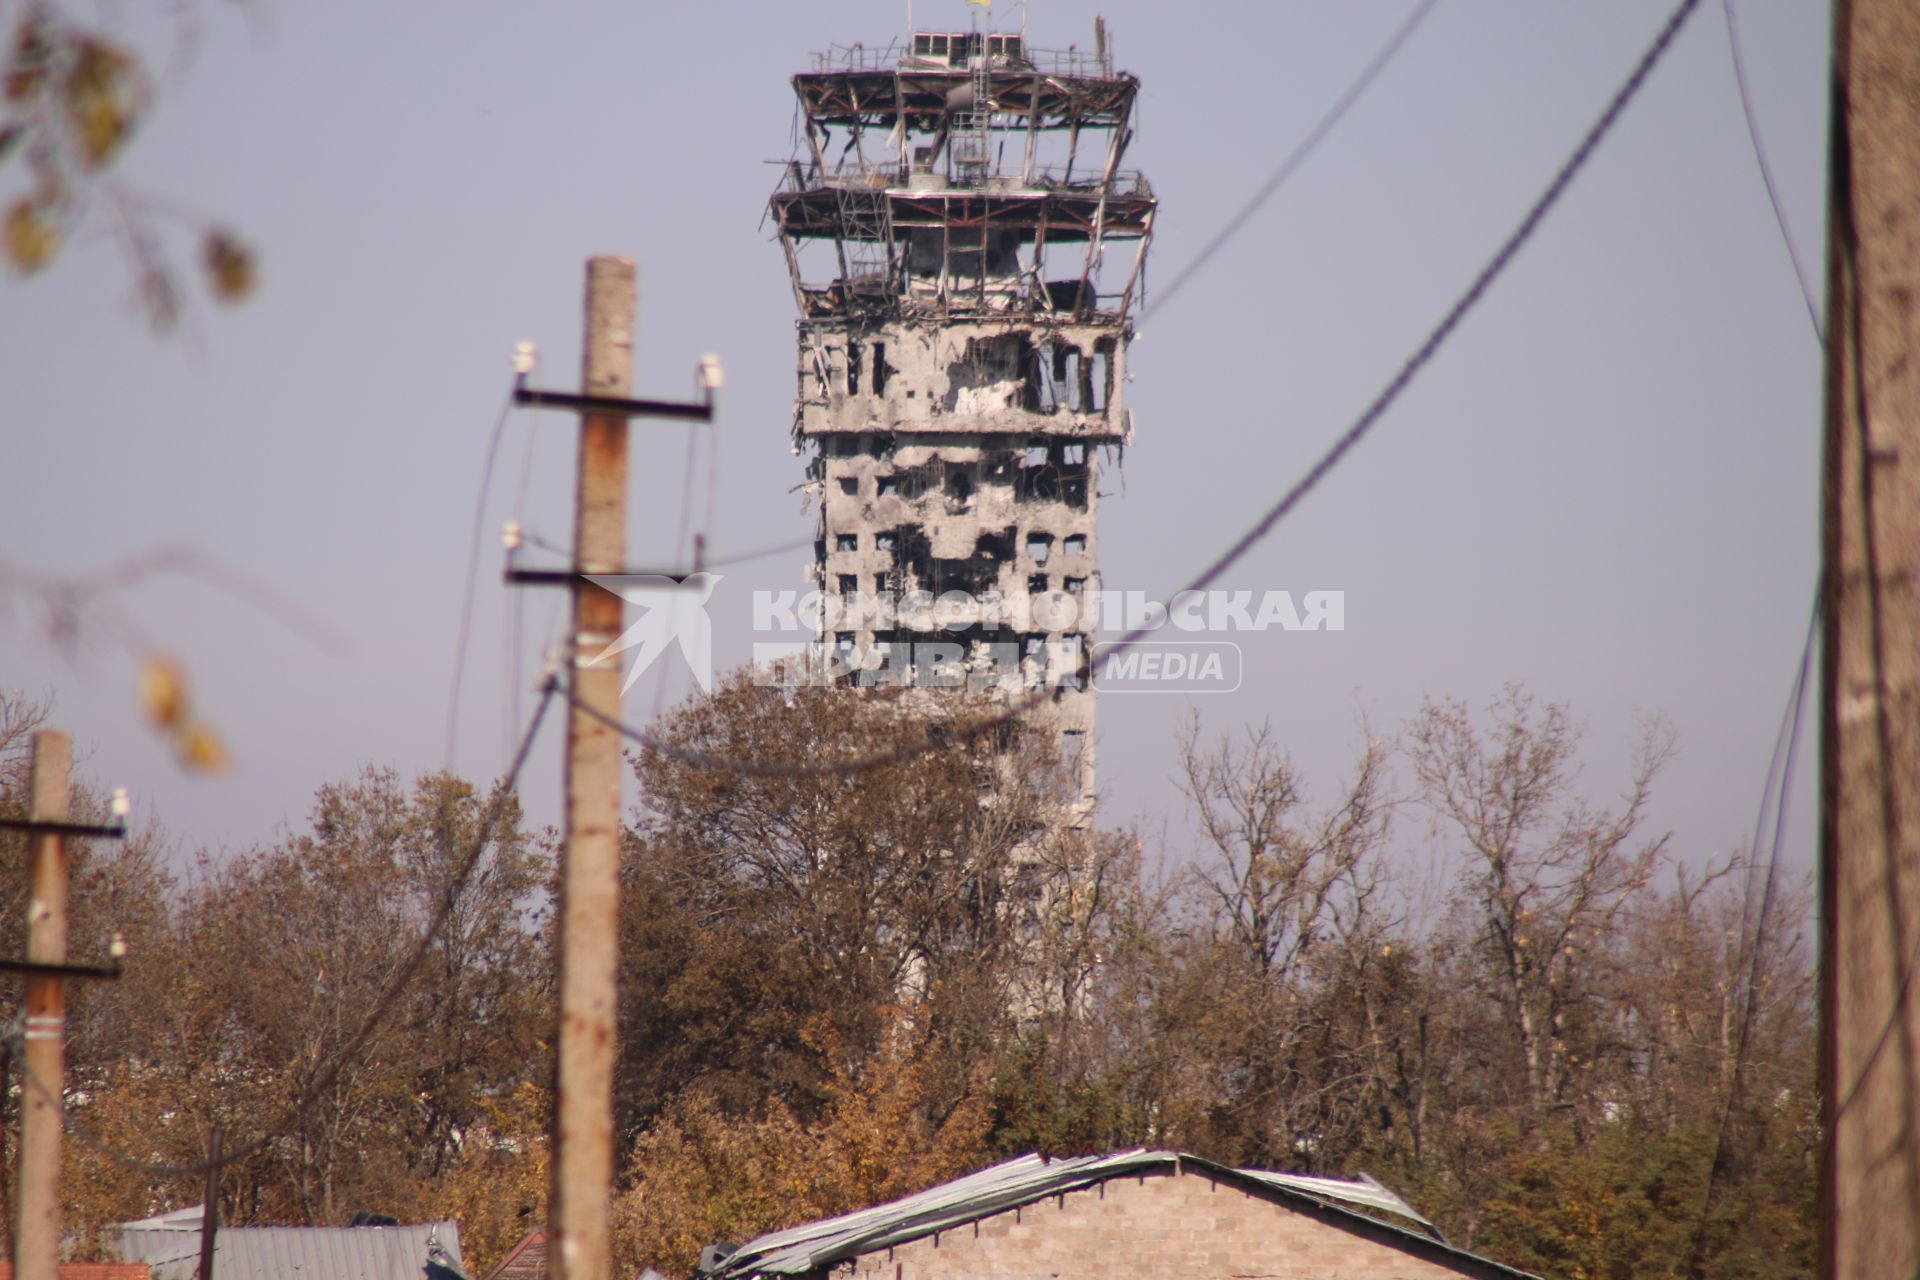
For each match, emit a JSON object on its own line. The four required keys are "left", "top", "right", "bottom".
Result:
{"left": 1685, "top": 589, "right": 1817, "bottom": 1272}
{"left": 15, "top": 677, "right": 561, "bottom": 1180}
{"left": 443, "top": 392, "right": 515, "bottom": 770}
{"left": 1719, "top": 0, "right": 1823, "bottom": 345}
{"left": 1143, "top": 0, "right": 1440, "bottom": 320}
{"left": 579, "top": 0, "right": 1705, "bottom": 781}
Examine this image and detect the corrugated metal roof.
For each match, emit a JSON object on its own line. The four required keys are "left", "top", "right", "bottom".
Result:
{"left": 703, "top": 1151, "right": 1536, "bottom": 1280}
{"left": 1233, "top": 1168, "right": 1434, "bottom": 1230}
{"left": 713, "top": 1150, "right": 1163, "bottom": 1276}
{"left": 118, "top": 1220, "right": 462, "bottom": 1280}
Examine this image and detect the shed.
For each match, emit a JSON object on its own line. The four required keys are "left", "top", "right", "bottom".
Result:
{"left": 116, "top": 1210, "right": 463, "bottom": 1280}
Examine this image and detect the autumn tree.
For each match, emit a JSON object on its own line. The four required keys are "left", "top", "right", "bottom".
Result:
{"left": 37, "top": 765, "right": 549, "bottom": 1235}
{"left": 1407, "top": 687, "right": 1674, "bottom": 1121}
{"left": 616, "top": 673, "right": 1064, "bottom": 1143}
{"left": 1109, "top": 714, "right": 1393, "bottom": 1170}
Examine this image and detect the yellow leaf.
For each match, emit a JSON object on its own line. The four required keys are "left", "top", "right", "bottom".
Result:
{"left": 178, "top": 722, "right": 228, "bottom": 774}
{"left": 62, "top": 37, "right": 138, "bottom": 168}
{"left": 139, "top": 656, "right": 188, "bottom": 730}
{"left": 202, "top": 229, "right": 254, "bottom": 302}
{"left": 4, "top": 197, "right": 55, "bottom": 271}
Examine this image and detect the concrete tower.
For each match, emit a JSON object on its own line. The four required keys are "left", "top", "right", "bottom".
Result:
{"left": 769, "top": 20, "right": 1155, "bottom": 805}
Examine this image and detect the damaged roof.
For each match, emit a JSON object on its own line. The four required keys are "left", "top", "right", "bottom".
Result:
{"left": 699, "top": 1150, "right": 1537, "bottom": 1280}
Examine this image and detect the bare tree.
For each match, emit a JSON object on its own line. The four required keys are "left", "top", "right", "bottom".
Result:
{"left": 1148, "top": 711, "right": 1393, "bottom": 1167}
{"left": 1406, "top": 686, "right": 1674, "bottom": 1113}
{"left": 1177, "top": 711, "right": 1391, "bottom": 979}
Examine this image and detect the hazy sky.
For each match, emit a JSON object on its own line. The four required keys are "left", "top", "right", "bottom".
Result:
{"left": 2, "top": 1, "right": 1827, "bottom": 879}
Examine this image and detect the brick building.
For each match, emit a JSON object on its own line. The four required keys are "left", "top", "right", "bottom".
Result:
{"left": 699, "top": 1152, "right": 1537, "bottom": 1280}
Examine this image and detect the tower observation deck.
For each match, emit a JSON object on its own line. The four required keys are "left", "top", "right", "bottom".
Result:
{"left": 770, "top": 21, "right": 1156, "bottom": 806}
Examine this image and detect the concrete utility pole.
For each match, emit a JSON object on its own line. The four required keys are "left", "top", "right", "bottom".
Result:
{"left": 552, "top": 257, "right": 636, "bottom": 1280}
{"left": 17, "top": 731, "right": 70, "bottom": 1280}
{"left": 1820, "top": 0, "right": 1920, "bottom": 1275}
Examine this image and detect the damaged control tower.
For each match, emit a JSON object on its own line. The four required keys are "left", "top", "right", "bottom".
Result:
{"left": 770, "top": 20, "right": 1155, "bottom": 804}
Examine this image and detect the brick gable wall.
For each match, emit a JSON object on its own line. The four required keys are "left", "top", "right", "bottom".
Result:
{"left": 838, "top": 1167, "right": 1506, "bottom": 1280}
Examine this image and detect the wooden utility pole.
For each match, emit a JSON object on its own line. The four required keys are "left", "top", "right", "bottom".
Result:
{"left": 1820, "top": 0, "right": 1920, "bottom": 1275}
{"left": 17, "top": 732, "right": 69, "bottom": 1280}
{"left": 552, "top": 256, "right": 635, "bottom": 1280}
{"left": 196, "top": 1127, "right": 222, "bottom": 1280}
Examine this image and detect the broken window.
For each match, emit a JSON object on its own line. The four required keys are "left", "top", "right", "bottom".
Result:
{"left": 1063, "top": 534, "right": 1087, "bottom": 556}
{"left": 932, "top": 556, "right": 997, "bottom": 596}
{"left": 1025, "top": 443, "right": 1048, "bottom": 467}
{"left": 1031, "top": 344, "right": 1061, "bottom": 413}
{"left": 1058, "top": 633, "right": 1086, "bottom": 690}
{"left": 877, "top": 474, "right": 899, "bottom": 497}
{"left": 1022, "top": 463, "right": 1060, "bottom": 502}
{"left": 1056, "top": 348, "right": 1084, "bottom": 411}
{"left": 1063, "top": 474, "right": 1089, "bottom": 510}
{"left": 1028, "top": 574, "right": 1049, "bottom": 597}
{"left": 976, "top": 528, "right": 1014, "bottom": 560}
{"left": 1062, "top": 443, "right": 1086, "bottom": 465}
{"left": 947, "top": 469, "right": 973, "bottom": 507}
{"left": 1023, "top": 634, "right": 1047, "bottom": 688}
{"left": 838, "top": 476, "right": 859, "bottom": 496}
{"left": 838, "top": 574, "right": 858, "bottom": 595}
{"left": 1026, "top": 533, "right": 1054, "bottom": 565}
{"left": 872, "top": 342, "right": 890, "bottom": 394}
{"left": 1064, "top": 576, "right": 1086, "bottom": 598}
{"left": 876, "top": 531, "right": 897, "bottom": 553}
{"left": 1087, "top": 350, "right": 1107, "bottom": 411}
{"left": 847, "top": 339, "right": 863, "bottom": 395}
{"left": 835, "top": 632, "right": 856, "bottom": 653}
{"left": 836, "top": 533, "right": 859, "bottom": 553}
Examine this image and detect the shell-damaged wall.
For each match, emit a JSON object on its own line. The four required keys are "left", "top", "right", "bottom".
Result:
{"left": 795, "top": 320, "right": 1130, "bottom": 442}
{"left": 807, "top": 427, "right": 1100, "bottom": 802}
